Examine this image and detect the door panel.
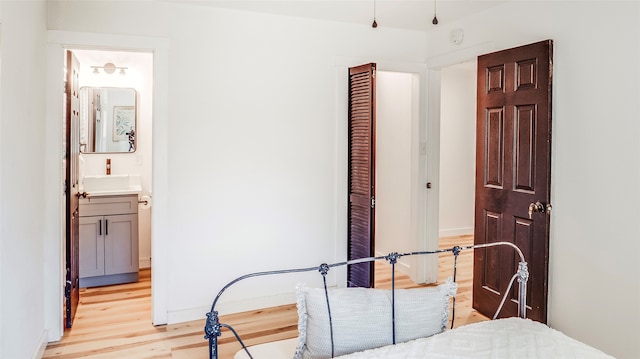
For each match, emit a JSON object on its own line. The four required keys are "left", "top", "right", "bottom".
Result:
{"left": 474, "top": 40, "right": 553, "bottom": 323}
{"left": 485, "top": 108, "right": 504, "bottom": 187}
{"left": 105, "top": 214, "right": 139, "bottom": 275}
{"left": 79, "top": 217, "right": 105, "bottom": 278}
{"left": 514, "top": 105, "right": 536, "bottom": 191}
{"left": 65, "top": 50, "right": 81, "bottom": 329}
{"left": 347, "top": 63, "right": 376, "bottom": 288}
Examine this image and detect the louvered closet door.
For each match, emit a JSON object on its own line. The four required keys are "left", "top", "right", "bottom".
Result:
{"left": 347, "top": 63, "right": 376, "bottom": 288}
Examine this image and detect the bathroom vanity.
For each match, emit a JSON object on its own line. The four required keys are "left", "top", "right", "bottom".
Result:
{"left": 79, "top": 193, "right": 139, "bottom": 288}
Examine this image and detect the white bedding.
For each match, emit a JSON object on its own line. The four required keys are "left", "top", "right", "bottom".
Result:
{"left": 235, "top": 317, "right": 613, "bottom": 359}
{"left": 337, "top": 317, "right": 614, "bottom": 359}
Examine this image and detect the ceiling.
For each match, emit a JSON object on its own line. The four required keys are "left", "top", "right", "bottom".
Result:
{"left": 173, "top": 0, "right": 511, "bottom": 32}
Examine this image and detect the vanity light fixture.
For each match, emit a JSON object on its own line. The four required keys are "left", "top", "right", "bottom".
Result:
{"left": 91, "top": 62, "right": 128, "bottom": 75}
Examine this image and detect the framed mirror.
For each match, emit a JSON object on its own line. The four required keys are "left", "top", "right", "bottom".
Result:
{"left": 79, "top": 87, "right": 137, "bottom": 153}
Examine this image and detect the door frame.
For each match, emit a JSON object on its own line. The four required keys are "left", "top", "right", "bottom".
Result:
{"left": 423, "top": 43, "right": 498, "bottom": 264}
{"left": 426, "top": 41, "right": 555, "bottom": 309}
{"left": 44, "top": 30, "right": 169, "bottom": 341}
{"left": 335, "top": 57, "right": 431, "bottom": 285}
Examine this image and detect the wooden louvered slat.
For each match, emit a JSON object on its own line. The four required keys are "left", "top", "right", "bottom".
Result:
{"left": 347, "top": 63, "right": 376, "bottom": 288}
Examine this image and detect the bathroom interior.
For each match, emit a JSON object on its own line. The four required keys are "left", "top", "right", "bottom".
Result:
{"left": 71, "top": 49, "right": 153, "bottom": 289}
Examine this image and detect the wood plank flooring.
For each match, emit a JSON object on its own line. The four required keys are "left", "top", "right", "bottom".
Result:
{"left": 44, "top": 235, "right": 484, "bottom": 358}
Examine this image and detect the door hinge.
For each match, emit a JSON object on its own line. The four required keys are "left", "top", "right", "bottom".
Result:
{"left": 371, "top": 196, "right": 376, "bottom": 209}
{"left": 64, "top": 280, "right": 71, "bottom": 298}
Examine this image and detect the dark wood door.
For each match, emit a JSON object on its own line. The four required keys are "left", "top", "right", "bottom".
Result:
{"left": 473, "top": 40, "right": 553, "bottom": 323}
{"left": 65, "top": 50, "right": 81, "bottom": 329}
{"left": 347, "top": 63, "right": 376, "bottom": 288}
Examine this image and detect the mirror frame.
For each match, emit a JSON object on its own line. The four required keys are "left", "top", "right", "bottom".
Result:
{"left": 79, "top": 86, "right": 138, "bottom": 154}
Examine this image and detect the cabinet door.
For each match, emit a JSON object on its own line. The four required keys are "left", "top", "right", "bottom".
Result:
{"left": 104, "top": 214, "right": 139, "bottom": 275}
{"left": 79, "top": 216, "right": 105, "bottom": 278}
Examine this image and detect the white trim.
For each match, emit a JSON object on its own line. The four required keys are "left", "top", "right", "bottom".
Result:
{"left": 45, "top": 31, "right": 170, "bottom": 341}
{"left": 47, "top": 30, "right": 169, "bottom": 51}
{"left": 31, "top": 330, "right": 48, "bottom": 359}
{"left": 44, "top": 40, "right": 66, "bottom": 343}
{"left": 424, "top": 44, "right": 500, "bottom": 286}
{"left": 423, "top": 69, "right": 441, "bottom": 284}
{"left": 151, "top": 43, "right": 170, "bottom": 326}
{"left": 139, "top": 257, "right": 152, "bottom": 269}
{"left": 333, "top": 63, "right": 348, "bottom": 288}
{"left": 169, "top": 293, "right": 297, "bottom": 324}
{"left": 167, "top": 305, "right": 212, "bottom": 325}
{"left": 426, "top": 42, "right": 496, "bottom": 69}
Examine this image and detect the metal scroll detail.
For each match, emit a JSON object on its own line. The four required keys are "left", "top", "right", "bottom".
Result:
{"left": 205, "top": 242, "right": 530, "bottom": 359}
{"left": 517, "top": 261, "right": 530, "bottom": 319}
{"left": 204, "top": 311, "right": 221, "bottom": 359}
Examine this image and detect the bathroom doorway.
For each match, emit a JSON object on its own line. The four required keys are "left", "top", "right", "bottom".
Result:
{"left": 63, "top": 48, "right": 154, "bottom": 327}
{"left": 46, "top": 30, "right": 169, "bottom": 341}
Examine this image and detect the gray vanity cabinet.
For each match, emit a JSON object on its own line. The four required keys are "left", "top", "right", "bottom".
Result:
{"left": 79, "top": 195, "right": 139, "bottom": 288}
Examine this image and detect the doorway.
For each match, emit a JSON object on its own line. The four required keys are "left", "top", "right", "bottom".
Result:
{"left": 374, "top": 70, "right": 418, "bottom": 278}
{"left": 45, "top": 30, "right": 169, "bottom": 342}
{"left": 435, "top": 41, "right": 553, "bottom": 323}
{"left": 437, "top": 61, "right": 476, "bottom": 242}
{"left": 62, "top": 48, "right": 154, "bottom": 328}
{"left": 345, "top": 62, "right": 428, "bottom": 287}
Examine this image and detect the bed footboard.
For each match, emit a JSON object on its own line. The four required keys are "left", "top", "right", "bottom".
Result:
{"left": 204, "top": 242, "right": 529, "bottom": 359}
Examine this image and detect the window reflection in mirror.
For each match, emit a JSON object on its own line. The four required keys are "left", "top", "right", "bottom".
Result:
{"left": 79, "top": 87, "right": 137, "bottom": 153}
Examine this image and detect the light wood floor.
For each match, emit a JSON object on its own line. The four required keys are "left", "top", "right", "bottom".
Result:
{"left": 44, "top": 235, "right": 485, "bottom": 359}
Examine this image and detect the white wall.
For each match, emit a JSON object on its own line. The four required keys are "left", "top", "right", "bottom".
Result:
{"left": 46, "top": 1, "right": 429, "bottom": 326}
{"left": 438, "top": 62, "right": 475, "bottom": 237}
{"left": 0, "top": 1, "right": 49, "bottom": 358}
{"left": 375, "top": 71, "right": 414, "bottom": 272}
{"left": 426, "top": 2, "right": 640, "bottom": 358}
{"left": 9, "top": 1, "right": 636, "bottom": 358}
{"left": 165, "top": 4, "right": 428, "bottom": 322}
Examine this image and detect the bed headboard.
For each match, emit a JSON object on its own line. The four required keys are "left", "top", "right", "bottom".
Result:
{"left": 204, "top": 241, "right": 529, "bottom": 359}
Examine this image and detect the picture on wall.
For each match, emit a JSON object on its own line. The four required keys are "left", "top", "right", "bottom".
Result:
{"left": 113, "top": 106, "right": 135, "bottom": 141}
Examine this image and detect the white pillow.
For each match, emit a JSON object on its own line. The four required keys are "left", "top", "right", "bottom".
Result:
{"left": 293, "top": 279, "right": 457, "bottom": 359}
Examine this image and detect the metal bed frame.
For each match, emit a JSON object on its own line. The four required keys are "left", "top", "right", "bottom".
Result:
{"left": 204, "top": 241, "right": 529, "bottom": 359}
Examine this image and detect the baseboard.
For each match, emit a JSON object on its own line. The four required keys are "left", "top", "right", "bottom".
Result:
{"left": 32, "top": 329, "right": 48, "bottom": 359}
{"left": 139, "top": 257, "right": 151, "bottom": 269}
{"left": 167, "top": 305, "right": 211, "bottom": 325}
{"left": 167, "top": 292, "right": 297, "bottom": 325}
{"left": 439, "top": 227, "right": 473, "bottom": 238}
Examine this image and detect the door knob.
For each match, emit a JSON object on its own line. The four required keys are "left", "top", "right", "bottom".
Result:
{"left": 528, "top": 201, "right": 552, "bottom": 219}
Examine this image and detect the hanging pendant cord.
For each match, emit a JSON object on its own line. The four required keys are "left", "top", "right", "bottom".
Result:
{"left": 432, "top": 0, "right": 439, "bottom": 25}
{"left": 372, "top": 0, "right": 378, "bottom": 28}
